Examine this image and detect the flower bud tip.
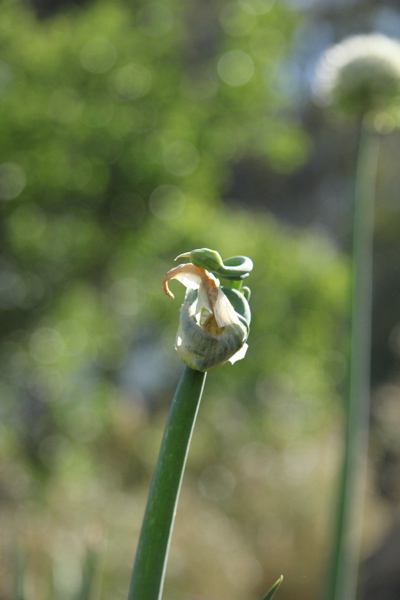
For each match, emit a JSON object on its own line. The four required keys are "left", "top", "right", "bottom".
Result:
{"left": 175, "top": 252, "right": 191, "bottom": 261}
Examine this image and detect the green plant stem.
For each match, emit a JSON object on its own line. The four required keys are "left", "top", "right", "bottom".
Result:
{"left": 128, "top": 366, "right": 207, "bottom": 600}
{"left": 16, "top": 547, "right": 26, "bottom": 600}
{"left": 323, "top": 125, "right": 380, "bottom": 600}
{"left": 76, "top": 547, "right": 97, "bottom": 600}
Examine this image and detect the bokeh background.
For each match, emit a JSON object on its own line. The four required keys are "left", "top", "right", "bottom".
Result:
{"left": 1, "top": 0, "right": 400, "bottom": 598}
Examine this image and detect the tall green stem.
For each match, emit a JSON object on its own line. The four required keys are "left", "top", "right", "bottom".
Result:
{"left": 323, "top": 125, "right": 380, "bottom": 600}
{"left": 128, "top": 366, "right": 207, "bottom": 600}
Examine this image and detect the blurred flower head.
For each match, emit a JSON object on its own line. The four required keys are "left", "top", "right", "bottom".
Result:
{"left": 313, "top": 33, "right": 400, "bottom": 117}
{"left": 163, "top": 260, "right": 250, "bottom": 372}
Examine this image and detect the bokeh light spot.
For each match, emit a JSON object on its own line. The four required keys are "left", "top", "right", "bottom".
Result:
{"left": 9, "top": 203, "right": 47, "bottom": 241}
{"left": 30, "top": 327, "right": 65, "bottom": 365}
{"left": 109, "top": 277, "right": 142, "bottom": 317}
{"left": 180, "top": 70, "right": 219, "bottom": 101}
{"left": 239, "top": 0, "right": 275, "bottom": 15}
{"left": 57, "top": 154, "right": 92, "bottom": 190}
{"left": 0, "top": 162, "right": 26, "bottom": 200}
{"left": 163, "top": 140, "right": 199, "bottom": 176}
{"left": 149, "top": 184, "right": 186, "bottom": 220}
{"left": 114, "top": 64, "right": 152, "bottom": 100}
{"left": 373, "top": 111, "right": 396, "bottom": 133}
{"left": 93, "top": 332, "right": 125, "bottom": 370}
{"left": 80, "top": 38, "right": 117, "bottom": 74}
{"left": 48, "top": 88, "right": 83, "bottom": 124}
{"left": 238, "top": 441, "right": 275, "bottom": 479}
{"left": 57, "top": 320, "right": 88, "bottom": 357}
{"left": 66, "top": 406, "right": 102, "bottom": 443}
{"left": 198, "top": 464, "right": 236, "bottom": 501}
{"left": 225, "top": 554, "right": 263, "bottom": 590}
{"left": 82, "top": 93, "right": 114, "bottom": 128}
{"left": 217, "top": 50, "right": 255, "bottom": 86}
{"left": 219, "top": 4, "right": 256, "bottom": 37}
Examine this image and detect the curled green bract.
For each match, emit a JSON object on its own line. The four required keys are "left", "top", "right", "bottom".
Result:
{"left": 177, "top": 248, "right": 253, "bottom": 281}
{"left": 163, "top": 248, "right": 252, "bottom": 371}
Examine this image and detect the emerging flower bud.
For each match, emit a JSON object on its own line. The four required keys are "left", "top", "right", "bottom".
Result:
{"left": 313, "top": 33, "right": 400, "bottom": 117}
{"left": 175, "top": 248, "right": 224, "bottom": 273}
{"left": 163, "top": 262, "right": 250, "bottom": 372}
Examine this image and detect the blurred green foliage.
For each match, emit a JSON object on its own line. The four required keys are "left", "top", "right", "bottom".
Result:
{"left": 0, "top": 0, "right": 348, "bottom": 599}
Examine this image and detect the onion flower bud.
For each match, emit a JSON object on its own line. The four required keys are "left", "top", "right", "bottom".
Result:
{"left": 162, "top": 254, "right": 251, "bottom": 372}
{"left": 313, "top": 33, "right": 400, "bottom": 117}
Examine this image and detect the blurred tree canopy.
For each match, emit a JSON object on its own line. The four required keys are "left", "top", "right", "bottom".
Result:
{"left": 0, "top": 1, "right": 349, "bottom": 599}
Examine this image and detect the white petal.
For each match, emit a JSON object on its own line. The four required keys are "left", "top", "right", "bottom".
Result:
{"left": 228, "top": 343, "right": 248, "bottom": 364}
{"left": 213, "top": 289, "right": 242, "bottom": 328}
{"left": 163, "top": 264, "right": 220, "bottom": 299}
{"left": 196, "top": 282, "right": 212, "bottom": 315}
{"left": 172, "top": 272, "right": 202, "bottom": 290}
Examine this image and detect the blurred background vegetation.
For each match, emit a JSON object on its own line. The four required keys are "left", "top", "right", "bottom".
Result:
{"left": 1, "top": 0, "right": 400, "bottom": 598}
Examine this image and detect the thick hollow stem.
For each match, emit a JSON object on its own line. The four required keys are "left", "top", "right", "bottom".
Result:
{"left": 322, "top": 125, "right": 380, "bottom": 600}
{"left": 128, "top": 366, "right": 207, "bottom": 600}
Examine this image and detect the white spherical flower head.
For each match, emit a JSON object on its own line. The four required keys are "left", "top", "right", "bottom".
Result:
{"left": 313, "top": 33, "right": 400, "bottom": 116}
{"left": 163, "top": 263, "right": 249, "bottom": 372}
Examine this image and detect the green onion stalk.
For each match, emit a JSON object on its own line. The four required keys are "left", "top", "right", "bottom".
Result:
{"left": 313, "top": 32, "right": 400, "bottom": 600}
{"left": 322, "top": 123, "right": 380, "bottom": 600}
{"left": 127, "top": 248, "right": 282, "bottom": 600}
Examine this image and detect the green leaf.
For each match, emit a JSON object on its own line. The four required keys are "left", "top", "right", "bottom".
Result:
{"left": 75, "top": 546, "right": 98, "bottom": 600}
{"left": 261, "top": 575, "right": 284, "bottom": 600}
{"left": 15, "top": 547, "right": 27, "bottom": 600}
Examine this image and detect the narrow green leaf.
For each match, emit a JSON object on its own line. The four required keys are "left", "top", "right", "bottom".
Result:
{"left": 75, "top": 546, "right": 97, "bottom": 600}
{"left": 15, "top": 548, "right": 27, "bottom": 600}
{"left": 261, "top": 575, "right": 283, "bottom": 600}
